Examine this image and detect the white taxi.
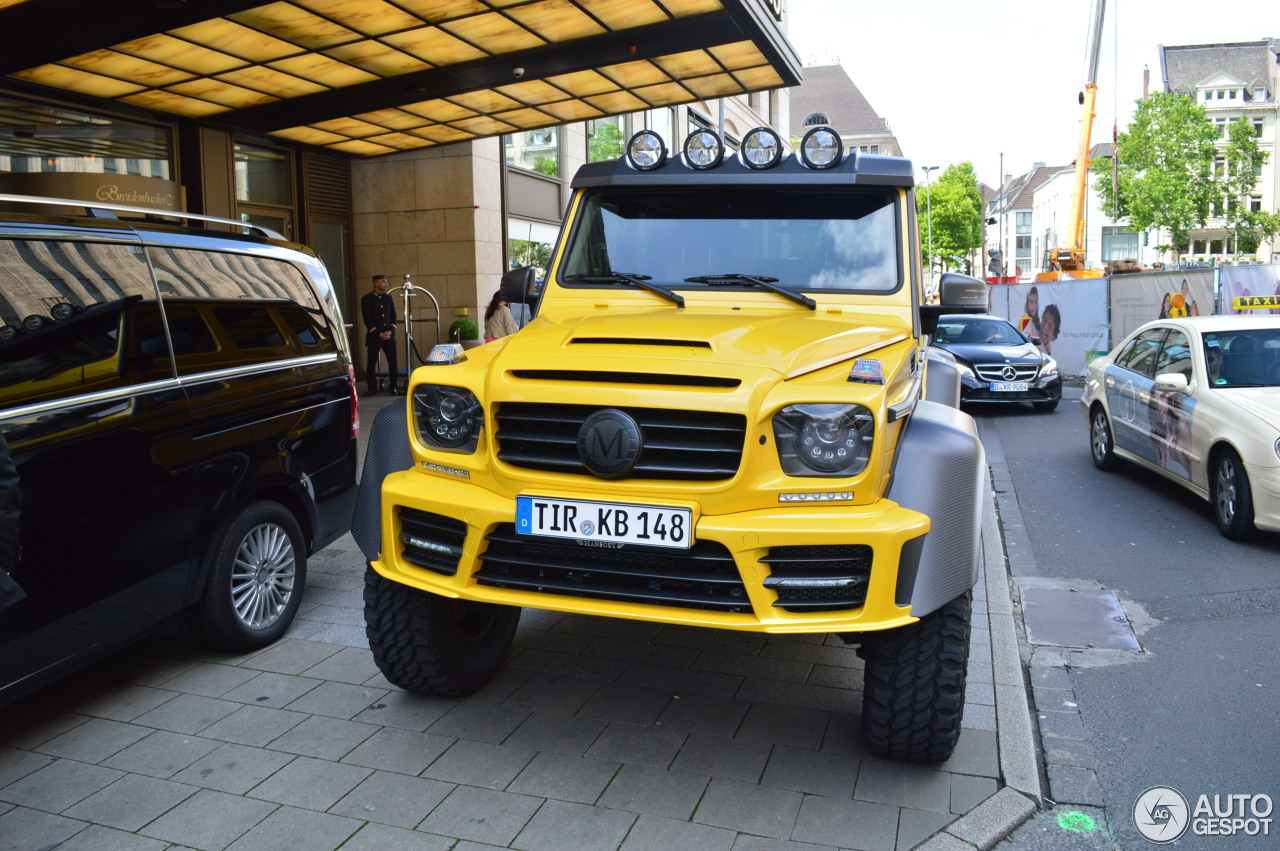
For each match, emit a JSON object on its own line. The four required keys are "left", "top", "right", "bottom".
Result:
{"left": 1082, "top": 316, "right": 1280, "bottom": 539}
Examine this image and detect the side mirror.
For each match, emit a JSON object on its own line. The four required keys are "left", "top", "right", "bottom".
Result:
{"left": 500, "top": 266, "right": 535, "bottom": 305}
{"left": 921, "top": 272, "right": 988, "bottom": 334}
{"left": 1029, "top": 335, "right": 1041, "bottom": 346}
{"left": 1153, "top": 373, "right": 1189, "bottom": 393}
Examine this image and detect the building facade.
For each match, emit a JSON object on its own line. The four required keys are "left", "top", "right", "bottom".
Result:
{"left": 1159, "top": 38, "right": 1277, "bottom": 265}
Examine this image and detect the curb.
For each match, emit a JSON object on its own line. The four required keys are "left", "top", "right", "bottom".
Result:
{"left": 916, "top": 459, "right": 1043, "bottom": 850}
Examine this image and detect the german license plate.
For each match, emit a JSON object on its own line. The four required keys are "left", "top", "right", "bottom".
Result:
{"left": 516, "top": 496, "right": 693, "bottom": 549}
{"left": 990, "top": 381, "right": 1028, "bottom": 392}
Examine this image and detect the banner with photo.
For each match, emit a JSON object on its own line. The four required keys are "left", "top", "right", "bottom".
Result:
{"left": 1107, "top": 270, "right": 1214, "bottom": 342}
{"left": 1219, "top": 264, "right": 1280, "bottom": 315}
{"left": 989, "top": 279, "right": 1110, "bottom": 375}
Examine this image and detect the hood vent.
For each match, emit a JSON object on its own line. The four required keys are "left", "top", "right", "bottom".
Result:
{"left": 570, "top": 337, "right": 712, "bottom": 348}
{"left": 511, "top": 370, "right": 739, "bottom": 388}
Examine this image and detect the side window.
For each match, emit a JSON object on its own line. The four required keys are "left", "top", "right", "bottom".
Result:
{"left": 147, "top": 247, "right": 335, "bottom": 373}
{"left": 1114, "top": 328, "right": 1166, "bottom": 377}
{"left": 0, "top": 239, "right": 161, "bottom": 408}
{"left": 1154, "top": 330, "right": 1193, "bottom": 381}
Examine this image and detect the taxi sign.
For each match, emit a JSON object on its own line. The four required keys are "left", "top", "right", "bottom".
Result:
{"left": 1232, "top": 294, "right": 1280, "bottom": 310}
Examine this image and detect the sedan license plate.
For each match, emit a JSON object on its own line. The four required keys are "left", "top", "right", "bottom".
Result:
{"left": 516, "top": 496, "right": 692, "bottom": 549}
{"left": 990, "top": 381, "right": 1029, "bottom": 392}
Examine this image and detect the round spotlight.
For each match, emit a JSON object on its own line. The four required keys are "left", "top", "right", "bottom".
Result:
{"left": 22, "top": 314, "right": 49, "bottom": 331}
{"left": 626, "top": 130, "right": 667, "bottom": 171}
{"left": 800, "top": 126, "right": 843, "bottom": 169}
{"left": 0, "top": 324, "right": 18, "bottom": 343}
{"left": 682, "top": 128, "right": 723, "bottom": 170}
{"left": 740, "top": 127, "right": 783, "bottom": 169}
{"left": 51, "top": 302, "right": 78, "bottom": 321}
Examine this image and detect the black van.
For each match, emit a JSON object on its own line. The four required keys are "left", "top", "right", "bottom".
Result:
{"left": 0, "top": 194, "right": 359, "bottom": 705}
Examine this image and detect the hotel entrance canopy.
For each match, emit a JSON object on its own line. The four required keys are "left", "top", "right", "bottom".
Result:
{"left": 1, "top": 0, "right": 800, "bottom": 157}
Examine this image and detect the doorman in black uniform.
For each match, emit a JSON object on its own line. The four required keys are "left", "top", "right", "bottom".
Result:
{"left": 361, "top": 274, "right": 399, "bottom": 395}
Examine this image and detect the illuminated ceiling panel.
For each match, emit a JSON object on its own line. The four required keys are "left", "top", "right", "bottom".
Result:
{"left": 1, "top": 0, "right": 799, "bottom": 158}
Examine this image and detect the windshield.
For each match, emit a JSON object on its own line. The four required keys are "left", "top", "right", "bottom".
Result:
{"left": 934, "top": 318, "right": 1026, "bottom": 346}
{"left": 1203, "top": 329, "right": 1280, "bottom": 387}
{"left": 560, "top": 187, "right": 901, "bottom": 293}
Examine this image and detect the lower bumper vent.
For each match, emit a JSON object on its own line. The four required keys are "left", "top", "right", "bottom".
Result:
{"left": 761, "top": 544, "right": 872, "bottom": 612}
{"left": 398, "top": 507, "right": 467, "bottom": 576}
{"left": 476, "top": 524, "right": 749, "bottom": 612}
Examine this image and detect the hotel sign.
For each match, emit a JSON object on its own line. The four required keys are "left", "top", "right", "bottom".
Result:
{"left": 0, "top": 172, "right": 182, "bottom": 212}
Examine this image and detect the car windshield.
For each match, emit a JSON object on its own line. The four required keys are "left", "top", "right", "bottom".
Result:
{"left": 935, "top": 319, "right": 1025, "bottom": 346}
{"left": 1202, "top": 329, "right": 1280, "bottom": 387}
{"left": 559, "top": 187, "right": 901, "bottom": 293}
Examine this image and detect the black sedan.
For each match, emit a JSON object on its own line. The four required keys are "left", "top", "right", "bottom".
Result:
{"left": 932, "top": 314, "right": 1062, "bottom": 411}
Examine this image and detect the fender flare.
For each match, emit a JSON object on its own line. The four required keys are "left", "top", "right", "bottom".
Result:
{"left": 884, "top": 399, "right": 986, "bottom": 617}
{"left": 351, "top": 401, "right": 414, "bottom": 562}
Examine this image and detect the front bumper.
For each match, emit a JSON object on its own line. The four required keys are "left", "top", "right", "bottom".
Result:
{"left": 1248, "top": 464, "right": 1280, "bottom": 533}
{"left": 959, "top": 373, "right": 1062, "bottom": 404}
{"left": 372, "top": 469, "right": 932, "bottom": 634}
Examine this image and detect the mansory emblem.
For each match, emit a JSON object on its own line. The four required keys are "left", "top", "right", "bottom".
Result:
{"left": 577, "top": 409, "right": 642, "bottom": 478}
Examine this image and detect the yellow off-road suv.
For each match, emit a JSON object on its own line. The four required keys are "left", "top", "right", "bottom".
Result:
{"left": 354, "top": 127, "right": 989, "bottom": 762}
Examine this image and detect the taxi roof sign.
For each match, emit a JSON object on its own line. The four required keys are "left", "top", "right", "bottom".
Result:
{"left": 1231, "top": 294, "right": 1280, "bottom": 310}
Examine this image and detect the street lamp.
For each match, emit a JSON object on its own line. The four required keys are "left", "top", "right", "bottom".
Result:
{"left": 922, "top": 166, "right": 939, "bottom": 293}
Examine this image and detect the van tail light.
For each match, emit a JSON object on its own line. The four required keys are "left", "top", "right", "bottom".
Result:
{"left": 348, "top": 365, "right": 360, "bottom": 439}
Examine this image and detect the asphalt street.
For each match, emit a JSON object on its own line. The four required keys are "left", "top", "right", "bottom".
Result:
{"left": 979, "top": 387, "right": 1280, "bottom": 850}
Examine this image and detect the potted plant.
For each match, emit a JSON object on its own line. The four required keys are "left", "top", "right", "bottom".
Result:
{"left": 447, "top": 318, "right": 482, "bottom": 349}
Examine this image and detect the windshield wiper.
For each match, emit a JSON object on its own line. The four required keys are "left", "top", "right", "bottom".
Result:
{"left": 684, "top": 274, "right": 816, "bottom": 310}
{"left": 562, "top": 272, "right": 684, "bottom": 307}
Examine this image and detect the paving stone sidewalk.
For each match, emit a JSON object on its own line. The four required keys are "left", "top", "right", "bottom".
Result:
{"left": 0, "top": 400, "right": 1038, "bottom": 851}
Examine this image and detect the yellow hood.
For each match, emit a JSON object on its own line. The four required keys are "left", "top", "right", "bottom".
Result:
{"left": 496, "top": 307, "right": 912, "bottom": 379}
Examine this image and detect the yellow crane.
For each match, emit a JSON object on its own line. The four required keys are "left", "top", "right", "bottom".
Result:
{"left": 1035, "top": 0, "right": 1108, "bottom": 282}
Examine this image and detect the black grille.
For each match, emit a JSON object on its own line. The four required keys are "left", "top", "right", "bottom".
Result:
{"left": 476, "top": 524, "right": 750, "bottom": 612}
{"left": 761, "top": 544, "right": 873, "bottom": 612}
{"left": 495, "top": 402, "right": 746, "bottom": 480}
{"left": 398, "top": 507, "right": 467, "bottom": 576}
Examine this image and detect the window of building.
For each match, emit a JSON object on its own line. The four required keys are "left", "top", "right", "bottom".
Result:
{"left": 587, "top": 116, "right": 626, "bottom": 163}
{"left": 1214, "top": 156, "right": 1226, "bottom": 176}
{"left": 234, "top": 142, "right": 291, "bottom": 206}
{"left": 802, "top": 112, "right": 830, "bottom": 126}
{"left": 1015, "top": 212, "right": 1031, "bottom": 233}
{"left": 1253, "top": 119, "right": 1264, "bottom": 137}
{"left": 1102, "top": 226, "right": 1139, "bottom": 261}
{"left": 1255, "top": 87, "right": 1268, "bottom": 102}
{"left": 1251, "top": 196, "right": 1263, "bottom": 212}
{"left": 1213, "top": 118, "right": 1228, "bottom": 136}
{"left": 505, "top": 126, "right": 560, "bottom": 177}
{"left": 647, "top": 107, "right": 674, "bottom": 152}
{"left": 0, "top": 96, "right": 171, "bottom": 179}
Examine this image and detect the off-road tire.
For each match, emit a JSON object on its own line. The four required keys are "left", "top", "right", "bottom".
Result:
{"left": 1211, "top": 448, "right": 1256, "bottom": 541}
{"left": 1090, "top": 405, "right": 1125, "bottom": 471}
{"left": 861, "top": 592, "right": 971, "bottom": 763}
{"left": 363, "top": 564, "right": 519, "bottom": 696}
{"left": 197, "top": 501, "right": 306, "bottom": 652}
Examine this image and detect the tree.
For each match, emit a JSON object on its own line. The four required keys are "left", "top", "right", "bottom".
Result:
{"left": 1223, "top": 117, "right": 1280, "bottom": 254}
{"left": 532, "top": 155, "right": 559, "bottom": 177}
{"left": 1089, "top": 92, "right": 1218, "bottom": 254}
{"left": 917, "top": 162, "right": 983, "bottom": 275}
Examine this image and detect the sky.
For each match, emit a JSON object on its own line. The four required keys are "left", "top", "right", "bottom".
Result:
{"left": 785, "top": 0, "right": 1273, "bottom": 188}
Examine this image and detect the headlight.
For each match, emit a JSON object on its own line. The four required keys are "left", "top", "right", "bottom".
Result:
{"left": 955, "top": 361, "right": 975, "bottom": 379}
{"left": 1040, "top": 357, "right": 1058, "bottom": 378}
{"left": 413, "top": 385, "right": 483, "bottom": 454}
{"left": 799, "top": 126, "right": 842, "bottom": 169}
{"left": 626, "top": 130, "right": 667, "bottom": 170}
{"left": 740, "top": 127, "right": 782, "bottom": 169}
{"left": 773, "top": 404, "right": 874, "bottom": 477}
{"left": 682, "top": 128, "right": 723, "bottom": 169}
{"left": 1274, "top": 437, "right": 1280, "bottom": 462}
